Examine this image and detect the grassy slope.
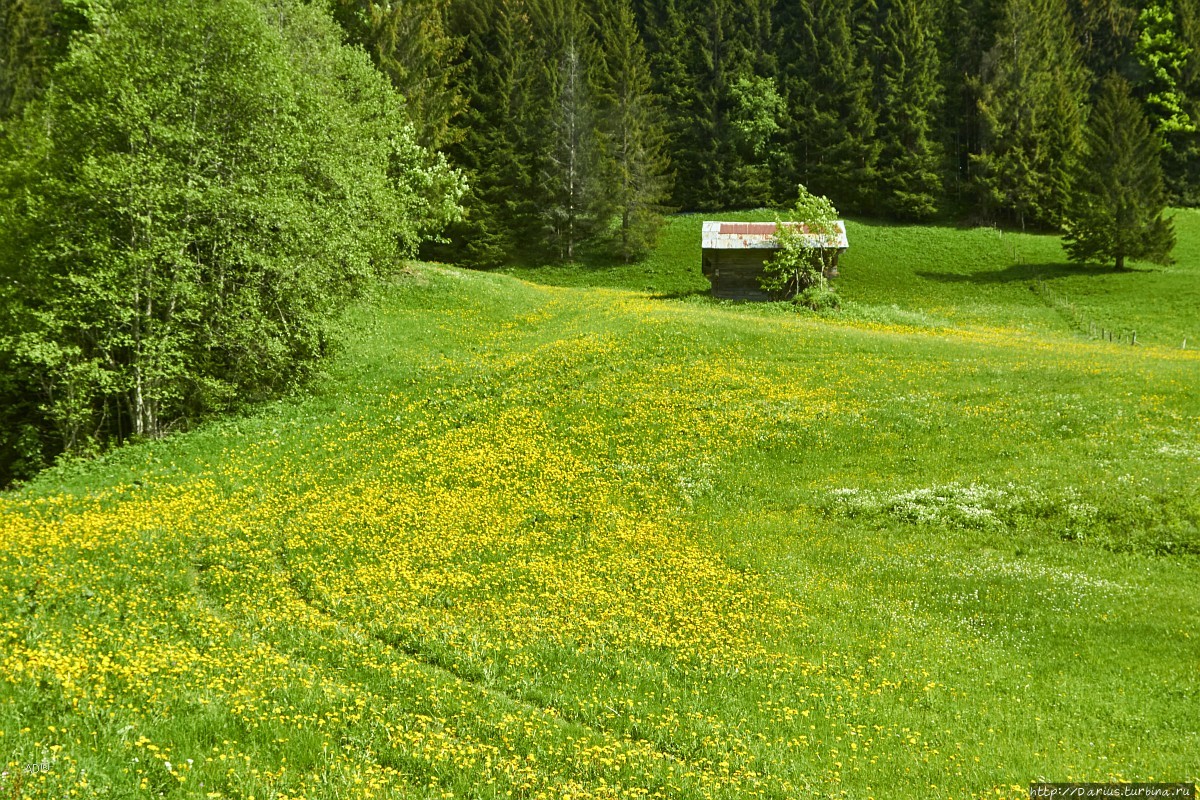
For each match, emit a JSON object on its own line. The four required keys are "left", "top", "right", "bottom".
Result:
{"left": 507, "top": 209, "right": 1200, "bottom": 346}
{"left": 0, "top": 218, "right": 1198, "bottom": 800}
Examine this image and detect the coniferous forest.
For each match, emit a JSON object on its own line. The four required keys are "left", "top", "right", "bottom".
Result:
{"left": 1, "top": 0, "right": 1197, "bottom": 481}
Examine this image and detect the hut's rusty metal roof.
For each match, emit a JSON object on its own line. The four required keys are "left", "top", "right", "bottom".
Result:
{"left": 701, "top": 220, "right": 848, "bottom": 250}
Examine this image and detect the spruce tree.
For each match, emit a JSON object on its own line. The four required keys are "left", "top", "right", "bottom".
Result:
{"left": 638, "top": 0, "right": 694, "bottom": 205}
{"left": 938, "top": 0, "right": 1003, "bottom": 206}
{"left": 594, "top": 0, "right": 673, "bottom": 261}
{"left": 1063, "top": 74, "right": 1175, "bottom": 269}
{"left": 775, "top": 0, "right": 879, "bottom": 213}
{"left": 1170, "top": 0, "right": 1200, "bottom": 203}
{"left": 974, "top": 0, "right": 1089, "bottom": 229}
{"left": 325, "top": 0, "right": 465, "bottom": 150}
{"left": 443, "top": 0, "right": 538, "bottom": 266}
{"left": 529, "top": 0, "right": 610, "bottom": 261}
{"left": 661, "top": 0, "right": 758, "bottom": 210}
{"left": 868, "top": 0, "right": 944, "bottom": 219}
{"left": 1067, "top": 0, "right": 1139, "bottom": 80}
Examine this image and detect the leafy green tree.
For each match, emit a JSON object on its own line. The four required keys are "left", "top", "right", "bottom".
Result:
{"left": 728, "top": 72, "right": 784, "bottom": 207}
{"left": 1063, "top": 74, "right": 1175, "bottom": 269}
{"left": 973, "top": 0, "right": 1089, "bottom": 228}
{"left": 594, "top": 0, "right": 673, "bottom": 261}
{"left": 0, "top": 0, "right": 462, "bottom": 472}
{"left": 760, "top": 184, "right": 841, "bottom": 309}
{"left": 1135, "top": 0, "right": 1200, "bottom": 204}
{"left": 868, "top": 0, "right": 945, "bottom": 219}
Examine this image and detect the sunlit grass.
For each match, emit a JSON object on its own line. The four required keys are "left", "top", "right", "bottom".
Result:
{"left": 1, "top": 223, "right": 1197, "bottom": 798}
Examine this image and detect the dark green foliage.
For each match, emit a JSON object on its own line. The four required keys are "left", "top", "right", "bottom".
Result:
{"left": 974, "top": 0, "right": 1089, "bottom": 228}
{"left": 442, "top": 0, "right": 537, "bottom": 266}
{"left": 646, "top": 0, "right": 768, "bottom": 210}
{"left": 0, "top": 0, "right": 461, "bottom": 477}
{"left": 1171, "top": 0, "right": 1200, "bottom": 204}
{"left": 775, "top": 0, "right": 879, "bottom": 213}
{"left": 867, "top": 0, "right": 945, "bottom": 220}
{"left": 938, "top": 0, "right": 1003, "bottom": 205}
{"left": 1063, "top": 74, "right": 1175, "bottom": 269}
{"left": 0, "top": 0, "right": 87, "bottom": 118}
{"left": 670, "top": 0, "right": 736, "bottom": 209}
{"left": 594, "top": 0, "right": 673, "bottom": 261}
{"left": 531, "top": 0, "right": 612, "bottom": 261}
{"left": 323, "top": 0, "right": 465, "bottom": 150}
{"left": 1069, "top": 0, "right": 1139, "bottom": 80}
{"left": 637, "top": 0, "right": 693, "bottom": 208}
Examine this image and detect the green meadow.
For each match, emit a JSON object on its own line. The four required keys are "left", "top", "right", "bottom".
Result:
{"left": 1, "top": 213, "right": 1197, "bottom": 799}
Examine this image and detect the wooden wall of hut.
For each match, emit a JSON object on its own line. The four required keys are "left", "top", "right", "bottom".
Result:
{"left": 702, "top": 250, "right": 840, "bottom": 301}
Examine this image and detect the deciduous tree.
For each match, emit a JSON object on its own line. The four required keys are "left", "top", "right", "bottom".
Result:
{"left": 0, "top": 0, "right": 462, "bottom": 475}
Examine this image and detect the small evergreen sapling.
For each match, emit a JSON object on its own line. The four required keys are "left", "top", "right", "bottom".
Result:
{"left": 759, "top": 185, "right": 841, "bottom": 309}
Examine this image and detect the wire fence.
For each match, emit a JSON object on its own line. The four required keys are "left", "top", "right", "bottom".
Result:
{"left": 989, "top": 226, "right": 1189, "bottom": 350}
{"left": 1031, "top": 278, "right": 1142, "bottom": 345}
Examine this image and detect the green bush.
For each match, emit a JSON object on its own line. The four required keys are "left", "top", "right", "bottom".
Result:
{"left": 0, "top": 0, "right": 463, "bottom": 480}
{"left": 759, "top": 184, "right": 841, "bottom": 307}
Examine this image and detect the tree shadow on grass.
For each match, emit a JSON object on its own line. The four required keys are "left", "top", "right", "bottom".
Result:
{"left": 915, "top": 261, "right": 1151, "bottom": 285}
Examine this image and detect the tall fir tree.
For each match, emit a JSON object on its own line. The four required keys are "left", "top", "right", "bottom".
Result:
{"left": 0, "top": 0, "right": 87, "bottom": 118}
{"left": 653, "top": 0, "right": 759, "bottom": 209}
{"left": 444, "top": 0, "right": 538, "bottom": 265}
{"left": 775, "top": 0, "right": 879, "bottom": 213}
{"left": 325, "top": 0, "right": 465, "bottom": 150}
{"left": 594, "top": 0, "right": 674, "bottom": 261}
{"left": 529, "top": 0, "right": 611, "bottom": 261}
{"left": 868, "top": 0, "right": 945, "bottom": 219}
{"left": 637, "top": 0, "right": 691, "bottom": 192}
{"left": 938, "top": 0, "right": 1003, "bottom": 207}
{"left": 1067, "top": 0, "right": 1139, "bottom": 81}
{"left": 1063, "top": 74, "right": 1175, "bottom": 268}
{"left": 676, "top": 0, "right": 734, "bottom": 209}
{"left": 1170, "top": 0, "right": 1200, "bottom": 203}
{"left": 973, "top": 0, "right": 1089, "bottom": 228}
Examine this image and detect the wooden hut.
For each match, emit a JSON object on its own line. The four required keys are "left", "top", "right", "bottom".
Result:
{"left": 701, "top": 221, "right": 848, "bottom": 301}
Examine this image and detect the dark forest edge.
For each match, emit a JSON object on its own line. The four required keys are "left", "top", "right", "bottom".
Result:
{"left": 1, "top": 0, "right": 1196, "bottom": 484}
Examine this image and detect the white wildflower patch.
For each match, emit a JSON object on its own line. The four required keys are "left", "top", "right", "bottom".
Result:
{"left": 827, "top": 482, "right": 1040, "bottom": 531}
{"left": 1156, "top": 443, "right": 1200, "bottom": 460}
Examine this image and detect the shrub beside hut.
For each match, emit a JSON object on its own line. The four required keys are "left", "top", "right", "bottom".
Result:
{"left": 701, "top": 220, "right": 848, "bottom": 301}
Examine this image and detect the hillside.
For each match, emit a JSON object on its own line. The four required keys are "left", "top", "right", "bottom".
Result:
{"left": 1, "top": 219, "right": 1198, "bottom": 799}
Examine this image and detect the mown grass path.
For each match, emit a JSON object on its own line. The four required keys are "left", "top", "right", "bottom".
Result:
{"left": 2, "top": 235, "right": 1198, "bottom": 799}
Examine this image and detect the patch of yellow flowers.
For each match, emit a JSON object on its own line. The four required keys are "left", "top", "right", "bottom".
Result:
{"left": 0, "top": 279, "right": 1172, "bottom": 799}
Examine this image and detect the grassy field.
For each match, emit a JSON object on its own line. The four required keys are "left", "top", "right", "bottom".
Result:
{"left": 1, "top": 213, "right": 1198, "bottom": 799}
